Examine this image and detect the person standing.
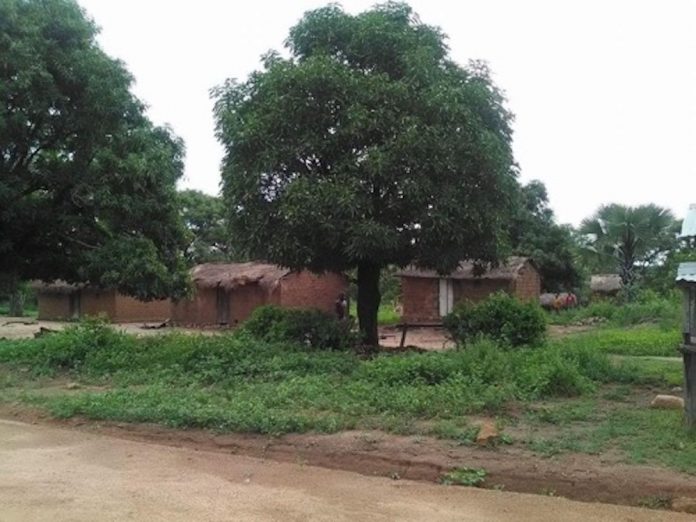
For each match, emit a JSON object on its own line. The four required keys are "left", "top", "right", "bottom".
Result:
{"left": 335, "top": 293, "right": 348, "bottom": 321}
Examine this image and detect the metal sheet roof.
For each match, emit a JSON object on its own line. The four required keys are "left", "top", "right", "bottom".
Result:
{"left": 677, "top": 262, "right": 696, "bottom": 284}
{"left": 681, "top": 204, "right": 696, "bottom": 238}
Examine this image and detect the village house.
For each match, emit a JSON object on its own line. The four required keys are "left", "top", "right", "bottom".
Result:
{"left": 170, "top": 262, "right": 348, "bottom": 326}
{"left": 397, "top": 256, "right": 541, "bottom": 324}
{"left": 590, "top": 274, "right": 623, "bottom": 299}
{"left": 34, "top": 282, "right": 170, "bottom": 322}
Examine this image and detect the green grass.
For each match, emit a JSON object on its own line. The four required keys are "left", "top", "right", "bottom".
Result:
{"left": 0, "top": 320, "right": 636, "bottom": 435}
{"left": 522, "top": 397, "right": 696, "bottom": 473}
{"left": 552, "top": 326, "right": 681, "bottom": 357}
{"left": 547, "top": 296, "right": 680, "bottom": 329}
{"left": 348, "top": 302, "right": 401, "bottom": 326}
{"left": 0, "top": 303, "right": 37, "bottom": 317}
{"left": 1, "top": 319, "right": 694, "bottom": 473}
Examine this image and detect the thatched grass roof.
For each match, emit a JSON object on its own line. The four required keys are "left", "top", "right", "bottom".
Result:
{"left": 396, "top": 256, "right": 533, "bottom": 281}
{"left": 191, "top": 262, "right": 291, "bottom": 291}
{"left": 31, "top": 280, "right": 86, "bottom": 295}
{"left": 590, "top": 274, "right": 622, "bottom": 294}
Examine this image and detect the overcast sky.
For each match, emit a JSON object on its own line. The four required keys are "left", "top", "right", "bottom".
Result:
{"left": 77, "top": 0, "right": 696, "bottom": 225}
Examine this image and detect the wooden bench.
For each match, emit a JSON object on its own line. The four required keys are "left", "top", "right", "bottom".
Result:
{"left": 396, "top": 322, "right": 444, "bottom": 348}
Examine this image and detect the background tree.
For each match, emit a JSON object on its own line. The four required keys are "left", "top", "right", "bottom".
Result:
{"left": 213, "top": 3, "right": 518, "bottom": 345}
{"left": 579, "top": 204, "right": 678, "bottom": 296}
{"left": 508, "top": 180, "right": 582, "bottom": 293}
{"left": 178, "top": 189, "right": 232, "bottom": 265}
{"left": 0, "top": 0, "right": 188, "bottom": 300}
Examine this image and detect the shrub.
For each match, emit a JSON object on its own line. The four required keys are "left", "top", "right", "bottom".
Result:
{"left": 444, "top": 293, "right": 546, "bottom": 347}
{"left": 243, "top": 305, "right": 355, "bottom": 350}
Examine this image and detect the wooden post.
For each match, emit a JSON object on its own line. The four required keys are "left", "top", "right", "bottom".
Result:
{"left": 683, "top": 345, "right": 696, "bottom": 432}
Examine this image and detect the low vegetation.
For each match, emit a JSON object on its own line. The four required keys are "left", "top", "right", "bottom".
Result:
{"left": 0, "top": 289, "right": 692, "bottom": 474}
{"left": 547, "top": 292, "right": 680, "bottom": 329}
{"left": 444, "top": 292, "right": 547, "bottom": 347}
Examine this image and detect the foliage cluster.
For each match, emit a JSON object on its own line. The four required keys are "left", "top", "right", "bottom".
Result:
{"left": 1, "top": 0, "right": 188, "bottom": 299}
{"left": 444, "top": 293, "right": 546, "bottom": 347}
{"left": 243, "top": 305, "right": 355, "bottom": 350}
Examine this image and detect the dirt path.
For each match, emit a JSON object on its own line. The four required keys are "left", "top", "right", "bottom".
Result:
{"left": 1, "top": 419, "right": 692, "bottom": 522}
{"left": 0, "top": 317, "right": 214, "bottom": 340}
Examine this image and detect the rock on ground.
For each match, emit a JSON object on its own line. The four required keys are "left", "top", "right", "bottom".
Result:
{"left": 650, "top": 395, "right": 684, "bottom": 410}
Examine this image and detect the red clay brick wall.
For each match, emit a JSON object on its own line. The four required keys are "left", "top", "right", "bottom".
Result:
{"left": 512, "top": 263, "right": 541, "bottom": 302}
{"left": 454, "top": 279, "right": 511, "bottom": 304}
{"left": 80, "top": 290, "right": 117, "bottom": 319}
{"left": 401, "top": 277, "right": 439, "bottom": 323}
{"left": 37, "top": 293, "right": 72, "bottom": 320}
{"left": 113, "top": 295, "right": 171, "bottom": 323}
{"left": 279, "top": 271, "right": 348, "bottom": 315}
{"left": 229, "top": 284, "right": 267, "bottom": 325}
{"left": 171, "top": 287, "right": 218, "bottom": 325}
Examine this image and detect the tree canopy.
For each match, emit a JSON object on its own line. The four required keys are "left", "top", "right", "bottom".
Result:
{"left": 0, "top": 0, "right": 188, "bottom": 299}
{"left": 178, "top": 189, "right": 231, "bottom": 265}
{"left": 213, "top": 2, "right": 518, "bottom": 344}
{"left": 509, "top": 180, "right": 582, "bottom": 293}
{"left": 579, "top": 203, "right": 678, "bottom": 295}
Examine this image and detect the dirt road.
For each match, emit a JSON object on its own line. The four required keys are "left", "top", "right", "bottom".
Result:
{"left": 0, "top": 419, "right": 691, "bottom": 521}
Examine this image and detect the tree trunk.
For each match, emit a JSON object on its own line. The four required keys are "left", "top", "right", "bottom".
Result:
{"left": 357, "top": 263, "right": 381, "bottom": 348}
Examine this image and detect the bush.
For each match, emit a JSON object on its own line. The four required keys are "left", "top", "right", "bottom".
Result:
{"left": 443, "top": 293, "right": 546, "bottom": 347}
{"left": 243, "top": 305, "right": 355, "bottom": 350}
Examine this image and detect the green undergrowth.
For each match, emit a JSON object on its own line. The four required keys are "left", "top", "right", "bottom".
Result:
{"left": 547, "top": 295, "right": 680, "bottom": 329}
{"left": 1, "top": 319, "right": 693, "bottom": 473}
{"left": 552, "top": 326, "right": 681, "bottom": 357}
{"left": 521, "top": 397, "right": 696, "bottom": 473}
{"left": 0, "top": 320, "right": 655, "bottom": 435}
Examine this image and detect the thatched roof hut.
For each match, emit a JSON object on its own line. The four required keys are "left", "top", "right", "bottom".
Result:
{"left": 397, "top": 256, "right": 533, "bottom": 282}
{"left": 32, "top": 281, "right": 170, "bottom": 322}
{"left": 190, "top": 262, "right": 291, "bottom": 292}
{"left": 397, "top": 257, "right": 540, "bottom": 324}
{"left": 172, "top": 262, "right": 348, "bottom": 326}
{"left": 590, "top": 274, "right": 622, "bottom": 296}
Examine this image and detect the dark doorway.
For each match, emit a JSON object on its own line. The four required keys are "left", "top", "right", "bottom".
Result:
{"left": 216, "top": 286, "right": 230, "bottom": 325}
{"left": 69, "top": 291, "right": 81, "bottom": 320}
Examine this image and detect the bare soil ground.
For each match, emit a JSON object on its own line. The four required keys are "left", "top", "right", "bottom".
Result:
{"left": 1, "top": 402, "right": 695, "bottom": 512}
{"left": 2, "top": 418, "right": 693, "bottom": 522}
{"left": 0, "top": 317, "right": 216, "bottom": 340}
{"left": 0, "top": 318, "right": 596, "bottom": 348}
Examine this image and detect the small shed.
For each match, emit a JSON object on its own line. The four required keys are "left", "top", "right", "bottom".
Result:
{"left": 397, "top": 257, "right": 541, "bottom": 324}
{"left": 34, "top": 282, "right": 171, "bottom": 322}
{"left": 171, "top": 262, "right": 348, "bottom": 326}
{"left": 590, "top": 274, "right": 623, "bottom": 298}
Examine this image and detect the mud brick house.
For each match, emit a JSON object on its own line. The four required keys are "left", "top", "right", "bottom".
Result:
{"left": 171, "top": 262, "right": 348, "bottom": 326}
{"left": 34, "top": 282, "right": 170, "bottom": 322}
{"left": 397, "top": 257, "right": 540, "bottom": 324}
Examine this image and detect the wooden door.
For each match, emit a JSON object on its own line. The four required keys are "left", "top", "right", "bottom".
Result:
{"left": 438, "top": 279, "right": 454, "bottom": 317}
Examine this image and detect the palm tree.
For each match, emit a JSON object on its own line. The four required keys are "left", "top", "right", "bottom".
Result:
{"left": 580, "top": 204, "right": 678, "bottom": 294}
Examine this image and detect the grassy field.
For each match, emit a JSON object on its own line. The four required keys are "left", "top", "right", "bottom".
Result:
{"left": 0, "top": 302, "right": 37, "bottom": 318}
{"left": 349, "top": 302, "right": 401, "bottom": 325}
{"left": 547, "top": 294, "right": 680, "bottom": 329}
{"left": 0, "top": 318, "right": 693, "bottom": 474}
